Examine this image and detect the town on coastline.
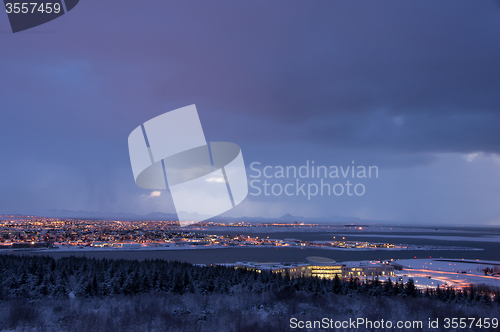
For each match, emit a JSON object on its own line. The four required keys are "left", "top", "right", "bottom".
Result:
{"left": 0, "top": 215, "right": 398, "bottom": 250}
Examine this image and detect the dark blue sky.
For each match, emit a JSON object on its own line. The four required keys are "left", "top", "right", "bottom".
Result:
{"left": 1, "top": 1, "right": 500, "bottom": 225}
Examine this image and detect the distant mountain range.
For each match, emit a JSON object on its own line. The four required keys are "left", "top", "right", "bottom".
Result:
{"left": 2, "top": 209, "right": 383, "bottom": 224}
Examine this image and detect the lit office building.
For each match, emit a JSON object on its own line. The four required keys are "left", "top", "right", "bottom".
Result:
{"left": 223, "top": 257, "right": 394, "bottom": 279}
{"left": 231, "top": 262, "right": 309, "bottom": 278}
{"left": 305, "top": 256, "right": 343, "bottom": 279}
{"left": 343, "top": 262, "right": 394, "bottom": 277}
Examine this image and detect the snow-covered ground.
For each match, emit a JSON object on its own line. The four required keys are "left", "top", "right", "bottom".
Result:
{"left": 338, "top": 258, "right": 500, "bottom": 289}
{"left": 394, "top": 258, "right": 500, "bottom": 289}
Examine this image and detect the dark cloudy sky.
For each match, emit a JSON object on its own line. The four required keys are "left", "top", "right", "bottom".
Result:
{"left": 1, "top": 1, "right": 500, "bottom": 225}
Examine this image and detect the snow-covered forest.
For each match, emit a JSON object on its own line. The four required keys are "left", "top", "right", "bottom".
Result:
{"left": 0, "top": 255, "right": 498, "bottom": 331}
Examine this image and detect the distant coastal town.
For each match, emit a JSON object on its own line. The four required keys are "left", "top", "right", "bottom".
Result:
{"left": 0, "top": 215, "right": 476, "bottom": 252}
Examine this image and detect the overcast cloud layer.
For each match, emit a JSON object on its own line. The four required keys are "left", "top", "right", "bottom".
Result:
{"left": 1, "top": 1, "right": 500, "bottom": 225}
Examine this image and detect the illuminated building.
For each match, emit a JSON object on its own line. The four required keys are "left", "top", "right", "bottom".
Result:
{"left": 232, "top": 262, "right": 309, "bottom": 278}
{"left": 224, "top": 257, "right": 395, "bottom": 279}
{"left": 343, "top": 262, "right": 394, "bottom": 277}
{"left": 305, "top": 256, "right": 343, "bottom": 279}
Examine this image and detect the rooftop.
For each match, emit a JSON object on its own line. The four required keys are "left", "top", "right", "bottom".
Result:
{"left": 306, "top": 256, "right": 337, "bottom": 265}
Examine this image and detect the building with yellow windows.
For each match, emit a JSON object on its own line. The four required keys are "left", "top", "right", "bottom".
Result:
{"left": 224, "top": 256, "right": 394, "bottom": 279}
{"left": 342, "top": 261, "right": 394, "bottom": 278}
{"left": 305, "top": 256, "right": 344, "bottom": 279}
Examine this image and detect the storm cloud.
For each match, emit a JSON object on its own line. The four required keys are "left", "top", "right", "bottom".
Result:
{"left": 1, "top": 1, "right": 500, "bottom": 224}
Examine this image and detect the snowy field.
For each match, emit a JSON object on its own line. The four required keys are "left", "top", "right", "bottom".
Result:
{"left": 335, "top": 258, "right": 500, "bottom": 289}
{"left": 394, "top": 258, "right": 500, "bottom": 289}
